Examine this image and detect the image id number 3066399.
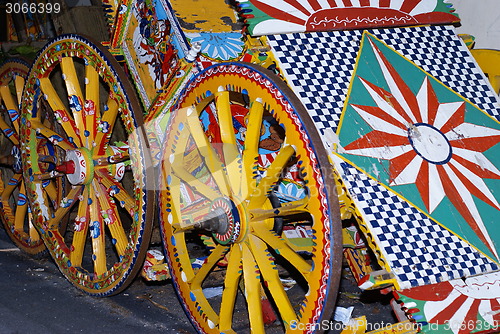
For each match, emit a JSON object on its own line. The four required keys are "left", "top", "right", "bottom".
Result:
{"left": 4, "top": 1, "right": 61, "bottom": 14}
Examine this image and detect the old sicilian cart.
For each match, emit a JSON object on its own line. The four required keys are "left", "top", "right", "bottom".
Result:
{"left": 1, "top": 0, "right": 500, "bottom": 333}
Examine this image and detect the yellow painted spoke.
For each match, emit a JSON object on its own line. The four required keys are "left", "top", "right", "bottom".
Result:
{"left": 164, "top": 118, "right": 222, "bottom": 202}
{"left": 171, "top": 165, "right": 221, "bottom": 201}
{"left": 95, "top": 97, "right": 119, "bottom": 155}
{"left": 250, "top": 196, "right": 310, "bottom": 221}
{"left": 60, "top": 57, "right": 85, "bottom": 134}
{"left": 47, "top": 186, "right": 83, "bottom": 230}
{"left": 43, "top": 181, "right": 59, "bottom": 207}
{"left": 38, "top": 77, "right": 81, "bottom": 146}
{"left": 249, "top": 235, "right": 297, "bottom": 327}
{"left": 242, "top": 98, "right": 264, "bottom": 198}
{"left": 186, "top": 107, "right": 231, "bottom": 197}
{"left": 0, "top": 85, "right": 18, "bottom": 110}
{"left": 14, "top": 75, "right": 25, "bottom": 107}
{"left": 28, "top": 215, "right": 40, "bottom": 242}
{"left": 31, "top": 120, "right": 75, "bottom": 151}
{"left": 216, "top": 89, "right": 242, "bottom": 195}
{"left": 89, "top": 184, "right": 107, "bottom": 275}
{"left": 14, "top": 181, "right": 28, "bottom": 232}
{"left": 94, "top": 151, "right": 129, "bottom": 166}
{"left": 0, "top": 85, "right": 20, "bottom": 134}
{"left": 219, "top": 244, "right": 242, "bottom": 332}
{"left": 70, "top": 187, "right": 90, "bottom": 267}
{"left": 242, "top": 243, "right": 265, "bottom": 334}
{"left": 84, "top": 65, "right": 100, "bottom": 142}
{"left": 0, "top": 117, "right": 19, "bottom": 145}
{"left": 248, "top": 145, "right": 295, "bottom": 210}
{"left": 190, "top": 244, "right": 229, "bottom": 288}
{"left": 95, "top": 181, "right": 128, "bottom": 257}
{"left": 96, "top": 170, "right": 135, "bottom": 214}
{"left": 1, "top": 174, "right": 21, "bottom": 200}
{"left": 252, "top": 224, "right": 312, "bottom": 276}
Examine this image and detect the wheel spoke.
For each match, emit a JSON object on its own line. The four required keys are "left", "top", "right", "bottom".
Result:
{"left": 248, "top": 145, "right": 295, "bottom": 209}
{"left": 38, "top": 77, "right": 81, "bottom": 146}
{"left": 47, "top": 186, "right": 82, "bottom": 230}
{"left": 0, "top": 84, "right": 18, "bottom": 111}
{"left": 60, "top": 57, "right": 86, "bottom": 139}
{"left": 89, "top": 183, "right": 107, "bottom": 275}
{"left": 96, "top": 170, "right": 136, "bottom": 214}
{"left": 84, "top": 65, "right": 100, "bottom": 143}
{"left": 31, "top": 119, "right": 75, "bottom": 150}
{"left": 95, "top": 97, "right": 119, "bottom": 155}
{"left": 28, "top": 213, "right": 40, "bottom": 242}
{"left": 219, "top": 244, "right": 242, "bottom": 332}
{"left": 71, "top": 187, "right": 90, "bottom": 267}
{"left": 241, "top": 243, "right": 265, "bottom": 334}
{"left": 14, "top": 75, "right": 25, "bottom": 106}
{"left": 171, "top": 165, "right": 222, "bottom": 201}
{"left": 42, "top": 181, "right": 60, "bottom": 206}
{"left": 95, "top": 181, "right": 128, "bottom": 257}
{"left": 1, "top": 174, "right": 21, "bottom": 200}
{"left": 250, "top": 195, "right": 310, "bottom": 221}
{"left": 216, "top": 89, "right": 242, "bottom": 196}
{"left": 241, "top": 98, "right": 264, "bottom": 198}
{"left": 0, "top": 116, "right": 19, "bottom": 145}
{"left": 252, "top": 223, "right": 312, "bottom": 276}
{"left": 249, "top": 235, "right": 297, "bottom": 327}
{"left": 187, "top": 107, "right": 231, "bottom": 197}
{"left": 190, "top": 244, "right": 229, "bottom": 288}
{"left": 14, "top": 181, "right": 29, "bottom": 232}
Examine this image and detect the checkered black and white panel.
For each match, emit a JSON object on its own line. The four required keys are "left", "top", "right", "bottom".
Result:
{"left": 333, "top": 157, "right": 499, "bottom": 290}
{"left": 268, "top": 25, "right": 500, "bottom": 132}
{"left": 267, "top": 30, "right": 362, "bottom": 134}
{"left": 371, "top": 25, "right": 500, "bottom": 122}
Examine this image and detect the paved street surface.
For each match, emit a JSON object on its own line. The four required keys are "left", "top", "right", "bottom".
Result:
{"left": 0, "top": 228, "right": 194, "bottom": 334}
{"left": 0, "top": 226, "right": 396, "bottom": 334}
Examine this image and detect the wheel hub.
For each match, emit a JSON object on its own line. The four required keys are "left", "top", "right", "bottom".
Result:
{"left": 64, "top": 148, "right": 94, "bottom": 185}
{"left": 205, "top": 198, "right": 245, "bottom": 245}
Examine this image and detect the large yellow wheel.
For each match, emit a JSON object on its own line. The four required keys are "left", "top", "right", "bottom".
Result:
{"left": 159, "top": 63, "right": 342, "bottom": 333}
{"left": 0, "top": 58, "right": 47, "bottom": 256}
{"left": 19, "top": 35, "right": 154, "bottom": 296}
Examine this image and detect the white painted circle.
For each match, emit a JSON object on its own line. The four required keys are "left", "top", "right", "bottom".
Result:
{"left": 409, "top": 124, "right": 452, "bottom": 164}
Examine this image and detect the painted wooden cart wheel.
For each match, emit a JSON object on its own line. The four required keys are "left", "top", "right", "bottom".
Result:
{"left": 19, "top": 35, "right": 154, "bottom": 296}
{"left": 159, "top": 63, "right": 342, "bottom": 333}
{"left": 0, "top": 58, "right": 48, "bottom": 256}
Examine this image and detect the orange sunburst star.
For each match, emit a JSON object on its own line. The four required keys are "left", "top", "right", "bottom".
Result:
{"left": 343, "top": 36, "right": 500, "bottom": 260}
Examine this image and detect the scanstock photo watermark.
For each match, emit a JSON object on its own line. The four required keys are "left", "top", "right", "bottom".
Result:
{"left": 290, "top": 319, "right": 500, "bottom": 332}
{"left": 289, "top": 319, "right": 416, "bottom": 332}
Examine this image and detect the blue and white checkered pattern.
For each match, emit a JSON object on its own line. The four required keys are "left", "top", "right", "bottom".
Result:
{"left": 334, "top": 157, "right": 499, "bottom": 289}
{"left": 268, "top": 25, "right": 500, "bottom": 135}
{"left": 268, "top": 30, "right": 361, "bottom": 133}
{"left": 371, "top": 26, "right": 500, "bottom": 121}
{"left": 268, "top": 25, "right": 500, "bottom": 289}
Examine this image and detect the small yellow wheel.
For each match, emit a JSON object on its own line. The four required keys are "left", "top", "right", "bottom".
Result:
{"left": 159, "top": 63, "right": 342, "bottom": 333}
{"left": 19, "top": 35, "right": 154, "bottom": 296}
{"left": 0, "top": 58, "right": 47, "bottom": 256}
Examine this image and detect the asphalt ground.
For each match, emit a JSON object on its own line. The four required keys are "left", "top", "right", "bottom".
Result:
{"left": 0, "top": 227, "right": 194, "bottom": 334}
{"left": 0, "top": 226, "right": 396, "bottom": 334}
